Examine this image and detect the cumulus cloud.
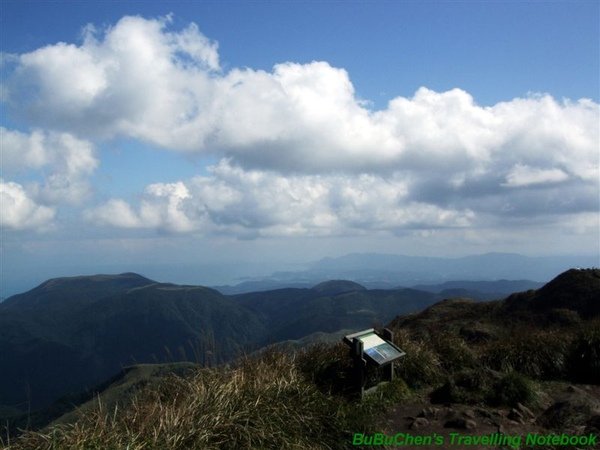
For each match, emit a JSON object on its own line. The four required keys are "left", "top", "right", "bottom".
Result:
{"left": 85, "top": 182, "right": 195, "bottom": 233}
{"left": 85, "top": 159, "right": 476, "bottom": 236}
{"left": 5, "top": 16, "right": 598, "bottom": 179}
{"left": 85, "top": 156, "right": 598, "bottom": 237}
{"left": 3, "top": 15, "right": 598, "bottom": 238}
{"left": 6, "top": 15, "right": 219, "bottom": 141}
{"left": 0, "top": 180, "right": 55, "bottom": 230}
{"left": 1, "top": 127, "right": 98, "bottom": 205}
{"left": 83, "top": 199, "right": 142, "bottom": 229}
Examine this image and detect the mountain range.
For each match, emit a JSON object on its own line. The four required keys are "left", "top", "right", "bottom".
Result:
{"left": 1, "top": 275, "right": 456, "bottom": 413}
{"left": 213, "top": 252, "right": 596, "bottom": 294}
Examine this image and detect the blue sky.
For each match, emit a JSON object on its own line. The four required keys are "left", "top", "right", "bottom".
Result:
{"left": 1, "top": 1, "right": 599, "bottom": 295}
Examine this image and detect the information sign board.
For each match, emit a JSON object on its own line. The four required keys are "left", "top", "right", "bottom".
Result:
{"left": 357, "top": 331, "right": 405, "bottom": 366}
{"left": 344, "top": 329, "right": 406, "bottom": 366}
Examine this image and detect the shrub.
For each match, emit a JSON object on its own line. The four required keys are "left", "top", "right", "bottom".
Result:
{"left": 487, "top": 372, "right": 536, "bottom": 407}
{"left": 341, "top": 378, "right": 411, "bottom": 432}
{"left": 566, "top": 323, "right": 600, "bottom": 384}
{"left": 481, "top": 329, "right": 570, "bottom": 380}
{"left": 393, "top": 330, "right": 442, "bottom": 388}
{"left": 430, "top": 369, "right": 492, "bottom": 405}
{"left": 295, "top": 342, "right": 354, "bottom": 395}
{"left": 429, "top": 332, "right": 477, "bottom": 374}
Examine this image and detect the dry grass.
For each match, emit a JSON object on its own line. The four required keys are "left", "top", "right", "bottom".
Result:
{"left": 6, "top": 351, "right": 352, "bottom": 450}
{"left": 6, "top": 315, "right": 597, "bottom": 449}
{"left": 481, "top": 329, "right": 571, "bottom": 379}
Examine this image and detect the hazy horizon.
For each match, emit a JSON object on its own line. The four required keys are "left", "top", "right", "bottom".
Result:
{"left": 2, "top": 250, "right": 598, "bottom": 300}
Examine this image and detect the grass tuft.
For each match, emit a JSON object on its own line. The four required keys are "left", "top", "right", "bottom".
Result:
{"left": 392, "top": 330, "right": 443, "bottom": 388}
{"left": 487, "top": 372, "right": 536, "bottom": 408}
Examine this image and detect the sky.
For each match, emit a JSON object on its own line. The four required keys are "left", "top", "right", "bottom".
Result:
{"left": 1, "top": 1, "right": 599, "bottom": 295}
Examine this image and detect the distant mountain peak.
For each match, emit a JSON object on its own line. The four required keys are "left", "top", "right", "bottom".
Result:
{"left": 39, "top": 272, "right": 153, "bottom": 287}
{"left": 117, "top": 272, "right": 153, "bottom": 280}
{"left": 2, "top": 273, "right": 156, "bottom": 308}
{"left": 311, "top": 280, "right": 367, "bottom": 296}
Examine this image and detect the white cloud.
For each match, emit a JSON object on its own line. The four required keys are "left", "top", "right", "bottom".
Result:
{"left": 0, "top": 180, "right": 55, "bottom": 230}
{"left": 503, "top": 164, "right": 569, "bottom": 187}
{"left": 3, "top": 15, "right": 598, "bottom": 240}
{"left": 83, "top": 199, "right": 141, "bottom": 229}
{"left": 1, "top": 127, "right": 98, "bottom": 205}
{"left": 5, "top": 15, "right": 597, "bottom": 181}
{"left": 6, "top": 15, "right": 219, "bottom": 141}
{"left": 85, "top": 159, "right": 475, "bottom": 237}
{"left": 85, "top": 182, "right": 195, "bottom": 233}
{"left": 2, "top": 128, "right": 49, "bottom": 170}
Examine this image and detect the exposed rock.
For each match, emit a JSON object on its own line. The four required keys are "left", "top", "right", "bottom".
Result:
{"left": 444, "top": 417, "right": 477, "bottom": 430}
{"left": 410, "top": 417, "right": 430, "bottom": 429}
{"left": 566, "top": 385, "right": 586, "bottom": 395}
{"left": 418, "top": 407, "right": 440, "bottom": 419}
{"left": 507, "top": 408, "right": 524, "bottom": 423}
{"left": 516, "top": 402, "right": 535, "bottom": 419}
{"left": 463, "top": 409, "right": 476, "bottom": 419}
{"left": 538, "top": 399, "right": 595, "bottom": 429}
{"left": 475, "top": 407, "right": 494, "bottom": 418}
{"left": 444, "top": 407, "right": 457, "bottom": 418}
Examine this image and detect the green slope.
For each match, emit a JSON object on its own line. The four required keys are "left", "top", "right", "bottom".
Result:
{"left": 1, "top": 362, "right": 198, "bottom": 440}
{"left": 234, "top": 286, "right": 441, "bottom": 343}
{"left": 0, "top": 276, "right": 265, "bottom": 411}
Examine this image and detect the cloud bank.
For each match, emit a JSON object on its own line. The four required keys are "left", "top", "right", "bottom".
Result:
{"left": 3, "top": 15, "right": 598, "bottom": 238}
{"left": 85, "top": 160, "right": 475, "bottom": 236}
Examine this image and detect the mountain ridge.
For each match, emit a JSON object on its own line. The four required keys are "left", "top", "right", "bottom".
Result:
{"left": 1, "top": 273, "right": 446, "bottom": 411}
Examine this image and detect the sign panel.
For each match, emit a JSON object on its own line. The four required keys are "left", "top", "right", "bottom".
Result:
{"left": 344, "top": 329, "right": 406, "bottom": 366}
{"left": 358, "top": 332, "right": 405, "bottom": 366}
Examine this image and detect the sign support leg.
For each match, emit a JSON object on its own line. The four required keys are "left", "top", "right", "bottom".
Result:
{"left": 383, "top": 328, "right": 394, "bottom": 382}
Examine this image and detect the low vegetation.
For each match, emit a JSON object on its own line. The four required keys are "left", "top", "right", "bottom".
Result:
{"left": 6, "top": 316, "right": 596, "bottom": 449}
{"left": 3, "top": 347, "right": 409, "bottom": 450}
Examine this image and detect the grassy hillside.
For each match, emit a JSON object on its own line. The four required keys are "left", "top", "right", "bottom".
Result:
{"left": 387, "top": 269, "right": 600, "bottom": 384}
{"left": 0, "top": 276, "right": 266, "bottom": 411}
{"left": 234, "top": 286, "right": 440, "bottom": 343}
{"left": 0, "top": 363, "right": 198, "bottom": 440}
{"left": 3, "top": 349, "right": 408, "bottom": 450}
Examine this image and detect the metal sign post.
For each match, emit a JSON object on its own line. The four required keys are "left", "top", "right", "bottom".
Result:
{"left": 343, "top": 328, "right": 406, "bottom": 399}
{"left": 352, "top": 337, "right": 367, "bottom": 398}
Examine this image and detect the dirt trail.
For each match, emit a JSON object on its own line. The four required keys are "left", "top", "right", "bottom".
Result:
{"left": 376, "top": 385, "right": 600, "bottom": 450}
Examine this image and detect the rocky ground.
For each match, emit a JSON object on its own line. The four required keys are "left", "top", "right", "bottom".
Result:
{"left": 378, "top": 383, "right": 600, "bottom": 450}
